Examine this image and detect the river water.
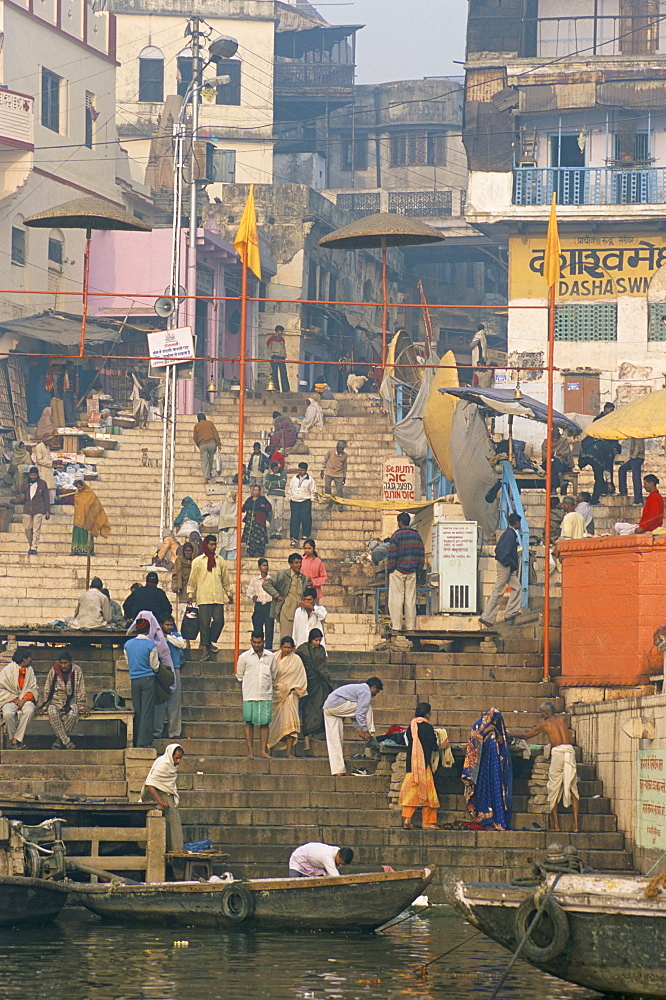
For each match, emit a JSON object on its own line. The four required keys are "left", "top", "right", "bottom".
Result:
{"left": 0, "top": 907, "right": 602, "bottom": 1000}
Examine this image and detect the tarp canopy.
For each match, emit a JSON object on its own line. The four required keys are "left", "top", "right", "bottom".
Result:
{"left": 439, "top": 386, "right": 582, "bottom": 434}
{"left": 423, "top": 350, "right": 459, "bottom": 481}
{"left": 584, "top": 389, "right": 666, "bottom": 440}
{"left": 449, "top": 400, "right": 499, "bottom": 539}
{"left": 0, "top": 311, "right": 123, "bottom": 347}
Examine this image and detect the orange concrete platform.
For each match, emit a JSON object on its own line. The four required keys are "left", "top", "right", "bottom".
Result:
{"left": 559, "top": 535, "right": 666, "bottom": 687}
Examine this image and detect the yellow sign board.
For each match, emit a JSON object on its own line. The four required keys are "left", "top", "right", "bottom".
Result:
{"left": 510, "top": 234, "right": 666, "bottom": 300}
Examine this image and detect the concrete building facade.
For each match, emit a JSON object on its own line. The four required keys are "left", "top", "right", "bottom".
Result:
{"left": 462, "top": 0, "right": 666, "bottom": 405}
{"left": 0, "top": 0, "right": 146, "bottom": 330}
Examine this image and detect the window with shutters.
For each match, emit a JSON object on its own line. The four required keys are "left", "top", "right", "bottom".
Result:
{"left": 85, "top": 92, "right": 95, "bottom": 149}
{"left": 210, "top": 148, "right": 236, "bottom": 183}
{"left": 215, "top": 60, "right": 241, "bottom": 106}
{"left": 177, "top": 52, "right": 194, "bottom": 99}
{"left": 41, "top": 69, "right": 61, "bottom": 133}
{"left": 11, "top": 228, "right": 25, "bottom": 266}
{"left": 138, "top": 47, "right": 164, "bottom": 102}
{"left": 48, "top": 236, "right": 64, "bottom": 270}
{"left": 390, "top": 134, "right": 407, "bottom": 167}
{"left": 555, "top": 303, "right": 618, "bottom": 341}
{"left": 341, "top": 135, "right": 368, "bottom": 171}
{"left": 427, "top": 131, "right": 447, "bottom": 166}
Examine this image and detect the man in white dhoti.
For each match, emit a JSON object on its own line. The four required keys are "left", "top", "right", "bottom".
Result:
{"left": 522, "top": 701, "right": 579, "bottom": 833}
{"left": 322, "top": 678, "right": 383, "bottom": 776}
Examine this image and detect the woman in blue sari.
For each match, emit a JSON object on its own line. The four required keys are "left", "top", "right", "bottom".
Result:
{"left": 461, "top": 707, "right": 513, "bottom": 830}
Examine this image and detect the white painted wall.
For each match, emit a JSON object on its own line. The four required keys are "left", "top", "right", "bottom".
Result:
{"left": 114, "top": 11, "right": 274, "bottom": 186}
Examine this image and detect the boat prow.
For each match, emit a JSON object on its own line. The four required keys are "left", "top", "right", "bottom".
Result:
{"left": 0, "top": 875, "right": 69, "bottom": 926}
{"left": 69, "top": 866, "right": 435, "bottom": 932}
{"left": 453, "top": 872, "right": 666, "bottom": 998}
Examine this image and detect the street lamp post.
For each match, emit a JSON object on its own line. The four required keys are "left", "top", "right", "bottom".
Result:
{"left": 158, "top": 21, "right": 239, "bottom": 538}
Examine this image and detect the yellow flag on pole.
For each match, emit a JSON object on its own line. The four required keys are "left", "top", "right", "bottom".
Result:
{"left": 543, "top": 192, "right": 561, "bottom": 288}
{"left": 233, "top": 184, "right": 262, "bottom": 280}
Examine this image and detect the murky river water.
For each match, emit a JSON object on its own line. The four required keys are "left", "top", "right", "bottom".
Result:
{"left": 0, "top": 907, "right": 602, "bottom": 1000}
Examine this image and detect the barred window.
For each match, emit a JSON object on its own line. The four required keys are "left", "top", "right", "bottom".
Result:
{"left": 555, "top": 303, "right": 617, "bottom": 341}
{"left": 648, "top": 301, "right": 666, "bottom": 340}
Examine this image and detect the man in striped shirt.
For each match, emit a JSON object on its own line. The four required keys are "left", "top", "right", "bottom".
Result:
{"left": 387, "top": 513, "right": 425, "bottom": 635}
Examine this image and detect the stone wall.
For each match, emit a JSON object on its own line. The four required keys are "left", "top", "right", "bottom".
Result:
{"left": 569, "top": 692, "right": 666, "bottom": 872}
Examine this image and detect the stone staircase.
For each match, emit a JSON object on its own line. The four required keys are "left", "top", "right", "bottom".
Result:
{"left": 0, "top": 392, "right": 391, "bottom": 649}
{"left": 166, "top": 641, "right": 630, "bottom": 898}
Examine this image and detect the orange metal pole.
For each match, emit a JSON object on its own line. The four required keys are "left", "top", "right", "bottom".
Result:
{"left": 79, "top": 227, "right": 92, "bottom": 357}
{"left": 543, "top": 282, "right": 556, "bottom": 682}
{"left": 381, "top": 242, "right": 388, "bottom": 367}
{"left": 233, "top": 259, "right": 248, "bottom": 673}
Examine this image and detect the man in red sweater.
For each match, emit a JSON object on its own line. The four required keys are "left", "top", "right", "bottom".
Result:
{"left": 636, "top": 474, "right": 664, "bottom": 533}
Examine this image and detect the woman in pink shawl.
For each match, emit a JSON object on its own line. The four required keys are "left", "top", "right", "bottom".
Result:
{"left": 36, "top": 407, "right": 59, "bottom": 446}
{"left": 301, "top": 538, "right": 327, "bottom": 600}
{"left": 269, "top": 411, "right": 297, "bottom": 454}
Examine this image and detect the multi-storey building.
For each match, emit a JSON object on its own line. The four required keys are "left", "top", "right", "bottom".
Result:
{"left": 0, "top": 0, "right": 145, "bottom": 329}
{"left": 463, "top": 0, "right": 666, "bottom": 409}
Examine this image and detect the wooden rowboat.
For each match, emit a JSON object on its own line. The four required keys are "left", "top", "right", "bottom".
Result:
{"left": 69, "top": 867, "right": 435, "bottom": 931}
{"left": 452, "top": 873, "right": 666, "bottom": 998}
{"left": 0, "top": 876, "right": 69, "bottom": 926}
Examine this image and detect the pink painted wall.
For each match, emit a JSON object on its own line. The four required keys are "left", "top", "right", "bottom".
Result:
{"left": 88, "top": 229, "right": 181, "bottom": 317}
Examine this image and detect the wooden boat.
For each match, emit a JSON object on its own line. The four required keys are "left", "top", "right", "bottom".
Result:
{"left": 0, "top": 875, "right": 69, "bottom": 926}
{"left": 68, "top": 866, "right": 435, "bottom": 931}
{"left": 453, "top": 872, "right": 666, "bottom": 998}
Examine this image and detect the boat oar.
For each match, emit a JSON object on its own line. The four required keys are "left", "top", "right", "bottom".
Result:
{"left": 416, "top": 930, "right": 481, "bottom": 979}
{"left": 488, "top": 873, "right": 563, "bottom": 1000}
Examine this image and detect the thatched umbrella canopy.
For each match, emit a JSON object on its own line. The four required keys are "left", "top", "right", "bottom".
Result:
{"left": 319, "top": 212, "right": 444, "bottom": 250}
{"left": 25, "top": 197, "right": 151, "bottom": 233}
{"left": 25, "top": 198, "right": 151, "bottom": 356}
{"left": 319, "top": 213, "right": 444, "bottom": 364}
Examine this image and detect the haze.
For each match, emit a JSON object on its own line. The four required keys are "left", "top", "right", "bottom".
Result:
{"left": 332, "top": 0, "right": 468, "bottom": 84}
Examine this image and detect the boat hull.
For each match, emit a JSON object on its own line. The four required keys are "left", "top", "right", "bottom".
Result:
{"left": 0, "top": 876, "right": 69, "bottom": 926}
{"left": 453, "top": 874, "right": 666, "bottom": 999}
{"left": 68, "top": 867, "right": 434, "bottom": 931}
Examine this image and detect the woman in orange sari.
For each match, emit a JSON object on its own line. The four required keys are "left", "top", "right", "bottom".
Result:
{"left": 398, "top": 702, "right": 441, "bottom": 830}
{"left": 71, "top": 480, "right": 111, "bottom": 556}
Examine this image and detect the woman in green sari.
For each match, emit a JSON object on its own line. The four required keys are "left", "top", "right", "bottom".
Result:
{"left": 296, "top": 629, "right": 333, "bottom": 754}
{"left": 71, "top": 480, "right": 111, "bottom": 556}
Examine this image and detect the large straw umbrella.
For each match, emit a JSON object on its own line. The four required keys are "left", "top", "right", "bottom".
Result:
{"left": 584, "top": 389, "right": 666, "bottom": 440}
{"left": 25, "top": 197, "right": 151, "bottom": 356}
{"left": 318, "top": 213, "right": 444, "bottom": 366}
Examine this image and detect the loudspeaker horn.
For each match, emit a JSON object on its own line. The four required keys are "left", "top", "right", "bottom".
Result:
{"left": 154, "top": 296, "right": 175, "bottom": 318}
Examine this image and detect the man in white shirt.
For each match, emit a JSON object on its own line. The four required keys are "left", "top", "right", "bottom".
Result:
{"left": 288, "top": 842, "right": 354, "bottom": 878}
{"left": 291, "top": 588, "right": 327, "bottom": 648}
{"left": 323, "top": 677, "right": 383, "bottom": 776}
{"left": 288, "top": 461, "right": 316, "bottom": 545}
{"left": 236, "top": 633, "right": 277, "bottom": 759}
{"left": 246, "top": 557, "right": 274, "bottom": 649}
{"left": 558, "top": 497, "right": 586, "bottom": 540}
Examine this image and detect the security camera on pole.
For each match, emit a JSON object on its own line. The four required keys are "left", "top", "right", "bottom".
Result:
{"left": 156, "top": 20, "right": 239, "bottom": 538}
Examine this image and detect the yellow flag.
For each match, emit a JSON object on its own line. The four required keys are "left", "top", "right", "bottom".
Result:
{"left": 233, "top": 184, "right": 262, "bottom": 280}
{"left": 543, "top": 192, "right": 561, "bottom": 288}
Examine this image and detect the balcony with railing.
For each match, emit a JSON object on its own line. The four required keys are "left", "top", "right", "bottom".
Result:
{"left": 513, "top": 165, "right": 666, "bottom": 206}
{"left": 0, "top": 89, "right": 34, "bottom": 150}
{"left": 274, "top": 62, "right": 355, "bottom": 97}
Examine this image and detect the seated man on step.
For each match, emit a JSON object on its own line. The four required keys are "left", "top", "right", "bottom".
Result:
{"left": 522, "top": 701, "right": 579, "bottom": 834}
{"left": 0, "top": 648, "right": 38, "bottom": 749}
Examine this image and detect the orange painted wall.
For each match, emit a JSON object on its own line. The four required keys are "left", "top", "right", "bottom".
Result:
{"left": 559, "top": 535, "right": 666, "bottom": 687}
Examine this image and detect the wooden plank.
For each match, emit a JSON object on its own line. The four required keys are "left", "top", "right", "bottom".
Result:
{"left": 145, "top": 810, "right": 166, "bottom": 882}
{"left": 85, "top": 857, "right": 151, "bottom": 870}
{"left": 64, "top": 827, "right": 148, "bottom": 842}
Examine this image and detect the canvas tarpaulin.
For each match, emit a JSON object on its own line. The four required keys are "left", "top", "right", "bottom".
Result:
{"left": 450, "top": 400, "right": 499, "bottom": 539}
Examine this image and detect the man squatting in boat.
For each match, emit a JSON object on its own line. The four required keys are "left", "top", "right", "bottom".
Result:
{"left": 521, "top": 701, "right": 579, "bottom": 833}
